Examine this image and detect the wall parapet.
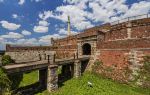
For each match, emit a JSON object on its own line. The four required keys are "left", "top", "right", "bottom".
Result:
{"left": 6, "top": 44, "right": 57, "bottom": 52}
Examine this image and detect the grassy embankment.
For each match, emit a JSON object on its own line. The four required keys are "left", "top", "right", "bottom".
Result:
{"left": 19, "top": 71, "right": 38, "bottom": 87}
{"left": 20, "top": 71, "right": 150, "bottom": 95}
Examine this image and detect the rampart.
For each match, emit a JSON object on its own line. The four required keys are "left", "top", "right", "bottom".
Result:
{"left": 5, "top": 14, "right": 150, "bottom": 86}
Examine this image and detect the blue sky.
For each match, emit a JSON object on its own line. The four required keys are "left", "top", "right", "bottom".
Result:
{"left": 0, "top": 0, "right": 150, "bottom": 50}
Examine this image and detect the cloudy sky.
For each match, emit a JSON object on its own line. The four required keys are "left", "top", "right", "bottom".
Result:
{"left": 0, "top": 0, "right": 150, "bottom": 50}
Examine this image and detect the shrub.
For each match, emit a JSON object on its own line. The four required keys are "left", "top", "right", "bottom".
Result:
{"left": 138, "top": 56, "right": 150, "bottom": 88}
{"left": 92, "top": 60, "right": 103, "bottom": 73}
{"left": 0, "top": 68, "right": 11, "bottom": 95}
{"left": 8, "top": 73, "right": 23, "bottom": 90}
{"left": 2, "top": 55, "right": 14, "bottom": 66}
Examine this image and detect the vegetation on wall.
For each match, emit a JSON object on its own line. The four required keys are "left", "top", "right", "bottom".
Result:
{"left": 1, "top": 55, "right": 23, "bottom": 90}
{"left": 124, "top": 55, "right": 150, "bottom": 88}
{"left": 1, "top": 55, "right": 14, "bottom": 66}
{"left": 0, "top": 68, "right": 11, "bottom": 95}
{"left": 137, "top": 55, "right": 150, "bottom": 88}
{"left": 92, "top": 60, "right": 103, "bottom": 72}
{"left": 8, "top": 73, "right": 23, "bottom": 90}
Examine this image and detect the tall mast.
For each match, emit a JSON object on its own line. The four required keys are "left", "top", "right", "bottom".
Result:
{"left": 67, "top": 16, "right": 71, "bottom": 36}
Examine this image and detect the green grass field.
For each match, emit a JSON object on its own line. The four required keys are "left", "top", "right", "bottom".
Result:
{"left": 19, "top": 71, "right": 150, "bottom": 95}
{"left": 19, "top": 71, "right": 39, "bottom": 87}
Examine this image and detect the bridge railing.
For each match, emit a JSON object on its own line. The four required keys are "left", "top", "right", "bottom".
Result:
{"left": 111, "top": 13, "right": 150, "bottom": 25}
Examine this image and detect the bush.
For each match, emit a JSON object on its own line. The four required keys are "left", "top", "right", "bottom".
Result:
{"left": 0, "top": 68, "right": 11, "bottom": 95}
{"left": 2, "top": 55, "right": 14, "bottom": 66}
{"left": 138, "top": 56, "right": 150, "bottom": 88}
{"left": 8, "top": 73, "right": 23, "bottom": 90}
{"left": 92, "top": 60, "right": 103, "bottom": 72}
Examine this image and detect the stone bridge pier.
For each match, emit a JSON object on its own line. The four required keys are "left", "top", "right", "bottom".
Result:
{"left": 3, "top": 53, "right": 88, "bottom": 93}
{"left": 46, "top": 59, "right": 82, "bottom": 92}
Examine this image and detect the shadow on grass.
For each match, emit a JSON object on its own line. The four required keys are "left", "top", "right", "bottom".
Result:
{"left": 12, "top": 82, "right": 45, "bottom": 95}
{"left": 58, "top": 74, "right": 72, "bottom": 88}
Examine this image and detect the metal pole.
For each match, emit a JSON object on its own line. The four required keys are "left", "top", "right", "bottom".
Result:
{"left": 48, "top": 55, "right": 50, "bottom": 63}
{"left": 74, "top": 53, "right": 75, "bottom": 59}
{"left": 54, "top": 54, "right": 56, "bottom": 63}
{"left": 44, "top": 54, "right": 46, "bottom": 60}
{"left": 39, "top": 54, "right": 41, "bottom": 61}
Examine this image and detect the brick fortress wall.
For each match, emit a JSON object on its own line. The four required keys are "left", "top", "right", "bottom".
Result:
{"left": 52, "top": 35, "right": 78, "bottom": 59}
{"left": 95, "top": 17, "right": 150, "bottom": 84}
{"left": 5, "top": 16, "right": 150, "bottom": 86}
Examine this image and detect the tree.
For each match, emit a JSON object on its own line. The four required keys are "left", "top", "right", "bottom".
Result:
{"left": 0, "top": 68, "right": 11, "bottom": 95}
{"left": 2, "top": 55, "right": 14, "bottom": 66}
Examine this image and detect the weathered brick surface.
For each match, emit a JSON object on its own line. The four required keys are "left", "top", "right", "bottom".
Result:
{"left": 131, "top": 25, "right": 150, "bottom": 38}
{"left": 98, "top": 38, "right": 150, "bottom": 49}
{"left": 105, "top": 28, "right": 127, "bottom": 41}
{"left": 98, "top": 50, "right": 129, "bottom": 68}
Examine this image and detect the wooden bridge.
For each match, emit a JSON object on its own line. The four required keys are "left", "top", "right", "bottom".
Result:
{"left": 2, "top": 55, "right": 90, "bottom": 92}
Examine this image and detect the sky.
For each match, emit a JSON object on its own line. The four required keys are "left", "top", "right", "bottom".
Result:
{"left": 0, "top": 0, "right": 150, "bottom": 50}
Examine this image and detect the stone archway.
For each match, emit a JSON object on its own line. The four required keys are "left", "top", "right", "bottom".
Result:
{"left": 82, "top": 43, "right": 91, "bottom": 55}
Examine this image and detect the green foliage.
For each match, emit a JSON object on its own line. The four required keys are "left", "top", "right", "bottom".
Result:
{"left": 8, "top": 73, "right": 23, "bottom": 90}
{"left": 92, "top": 60, "right": 103, "bottom": 71}
{"left": 105, "top": 66, "right": 114, "bottom": 72}
{"left": 2, "top": 55, "right": 14, "bottom": 66}
{"left": 94, "top": 60, "right": 103, "bottom": 66}
{"left": 143, "top": 56, "right": 150, "bottom": 72}
{"left": 37, "top": 72, "right": 150, "bottom": 95}
{"left": 0, "top": 68, "right": 11, "bottom": 95}
{"left": 137, "top": 55, "right": 150, "bottom": 88}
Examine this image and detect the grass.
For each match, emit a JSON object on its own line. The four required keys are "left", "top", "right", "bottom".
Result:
{"left": 36, "top": 72, "right": 150, "bottom": 95}
{"left": 19, "top": 71, "right": 39, "bottom": 87}
{"left": 17, "top": 71, "right": 150, "bottom": 95}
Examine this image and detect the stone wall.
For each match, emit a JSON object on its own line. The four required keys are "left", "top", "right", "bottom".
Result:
{"left": 5, "top": 50, "right": 54, "bottom": 63}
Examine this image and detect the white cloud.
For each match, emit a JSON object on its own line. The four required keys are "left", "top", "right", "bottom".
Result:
{"left": 0, "top": 37, "right": 5, "bottom": 43}
{"left": 12, "top": 14, "right": 18, "bottom": 19}
{"left": 18, "top": 0, "right": 25, "bottom": 5}
{"left": 39, "top": 5, "right": 93, "bottom": 30}
{"left": 123, "top": 1, "right": 150, "bottom": 18}
{"left": 63, "top": 0, "right": 80, "bottom": 4}
{"left": 39, "top": 34, "right": 62, "bottom": 44}
{"left": 31, "top": 0, "right": 42, "bottom": 2}
{"left": 39, "top": 11, "right": 53, "bottom": 20}
{"left": 35, "top": 0, "right": 42, "bottom": 2}
{"left": 39, "top": 0, "right": 150, "bottom": 30}
{"left": 39, "top": 20, "right": 49, "bottom": 26}
{"left": 33, "top": 26, "right": 48, "bottom": 33}
{"left": 16, "top": 38, "right": 38, "bottom": 45}
{"left": 1, "top": 32, "right": 24, "bottom": 39}
{"left": 0, "top": 20, "right": 21, "bottom": 30}
{"left": 21, "top": 30, "right": 31, "bottom": 35}
{"left": 58, "top": 28, "right": 78, "bottom": 35}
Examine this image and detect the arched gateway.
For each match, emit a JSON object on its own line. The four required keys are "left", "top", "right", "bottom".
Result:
{"left": 82, "top": 43, "right": 91, "bottom": 55}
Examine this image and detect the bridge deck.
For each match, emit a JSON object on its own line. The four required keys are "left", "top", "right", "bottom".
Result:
{"left": 55, "top": 55, "right": 90, "bottom": 65}
{"left": 3, "top": 60, "right": 48, "bottom": 69}
{"left": 3, "top": 55, "right": 90, "bottom": 74}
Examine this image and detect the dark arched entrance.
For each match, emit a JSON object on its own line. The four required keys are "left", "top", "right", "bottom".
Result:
{"left": 82, "top": 43, "right": 91, "bottom": 55}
